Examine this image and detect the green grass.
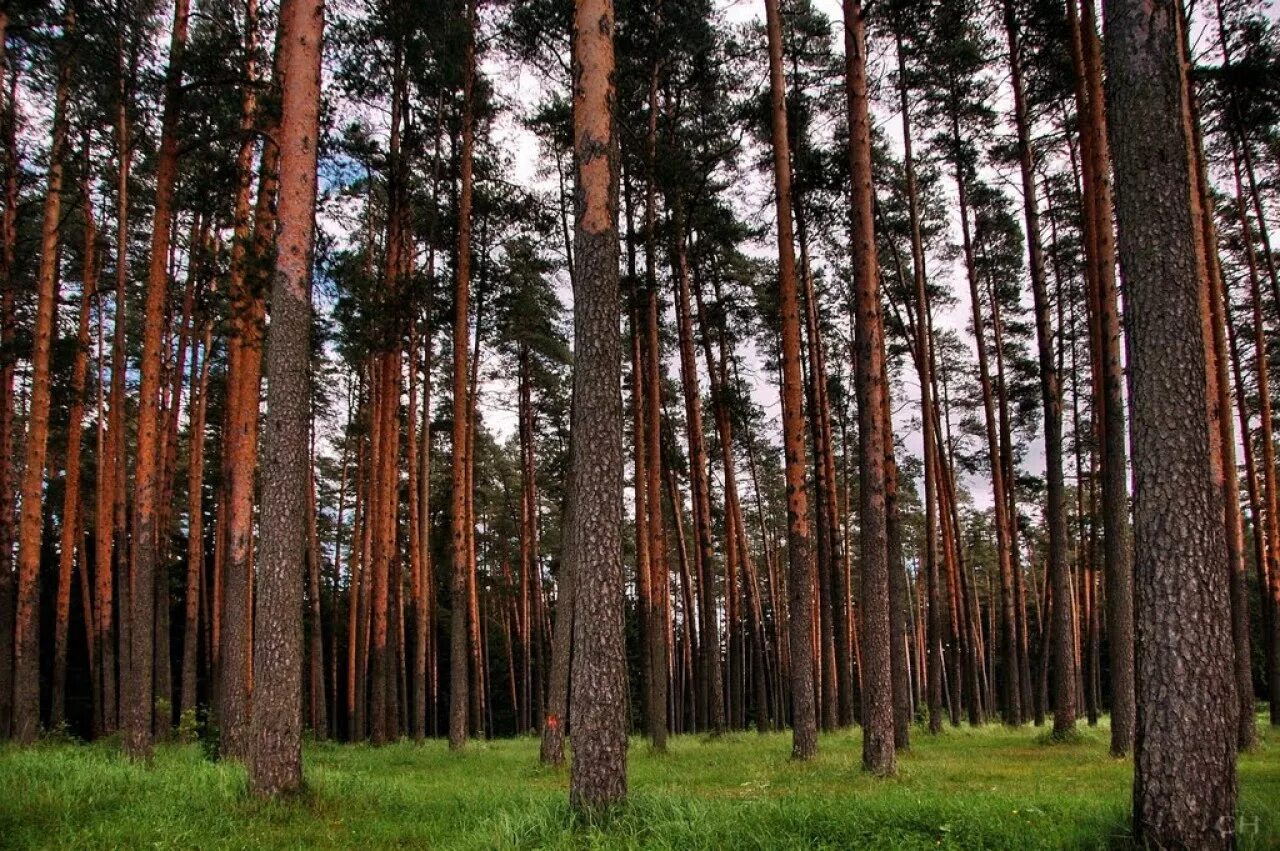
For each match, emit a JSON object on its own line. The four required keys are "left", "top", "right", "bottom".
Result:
{"left": 1, "top": 718, "right": 1277, "bottom": 849}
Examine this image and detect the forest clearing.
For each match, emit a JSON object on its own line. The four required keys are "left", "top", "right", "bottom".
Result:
{"left": 3, "top": 0, "right": 1280, "bottom": 845}
{"left": 4, "top": 720, "right": 1277, "bottom": 849}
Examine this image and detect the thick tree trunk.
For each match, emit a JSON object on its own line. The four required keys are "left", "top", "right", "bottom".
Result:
{"left": 762, "top": 0, "right": 817, "bottom": 762}
{"left": 1104, "top": 1, "right": 1238, "bottom": 844}
{"left": 567, "top": 0, "right": 626, "bottom": 812}
{"left": 249, "top": 0, "right": 323, "bottom": 796}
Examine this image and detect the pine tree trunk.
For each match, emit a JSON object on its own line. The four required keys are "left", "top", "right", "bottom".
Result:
{"left": 1066, "top": 0, "right": 1135, "bottom": 755}
{"left": 51, "top": 190, "right": 99, "bottom": 728}
{"left": 12, "top": 9, "right": 74, "bottom": 743}
{"left": 567, "top": 0, "right": 626, "bottom": 810}
{"left": 448, "top": 0, "right": 477, "bottom": 752}
{"left": 0, "top": 10, "right": 16, "bottom": 741}
{"left": 249, "top": 0, "right": 323, "bottom": 795}
{"left": 1232, "top": 144, "right": 1278, "bottom": 735}
{"left": 218, "top": 0, "right": 272, "bottom": 760}
{"left": 180, "top": 321, "right": 212, "bottom": 723}
{"left": 893, "top": 36, "right": 943, "bottom": 736}
{"left": 124, "top": 0, "right": 190, "bottom": 759}
{"left": 842, "top": 0, "right": 894, "bottom": 775}
{"left": 346, "top": 437, "right": 366, "bottom": 739}
{"left": 1186, "top": 79, "right": 1253, "bottom": 753}
{"left": 307, "top": 465, "right": 327, "bottom": 738}
{"left": 670, "top": 204, "right": 725, "bottom": 735}
{"left": 642, "top": 70, "right": 668, "bottom": 743}
{"left": 762, "top": 0, "right": 817, "bottom": 762}
{"left": 1104, "top": 1, "right": 1238, "bottom": 843}
{"left": 1000, "top": 0, "right": 1051, "bottom": 728}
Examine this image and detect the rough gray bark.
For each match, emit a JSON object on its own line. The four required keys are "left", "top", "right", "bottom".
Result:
{"left": 248, "top": 0, "right": 324, "bottom": 797}
{"left": 567, "top": 0, "right": 627, "bottom": 814}
{"left": 1104, "top": 0, "right": 1238, "bottom": 845}
{"left": 842, "top": 0, "right": 894, "bottom": 776}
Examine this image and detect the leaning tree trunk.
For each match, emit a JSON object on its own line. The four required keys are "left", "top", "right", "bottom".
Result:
{"left": 1104, "top": 1, "right": 1238, "bottom": 845}
{"left": 249, "top": 0, "right": 324, "bottom": 798}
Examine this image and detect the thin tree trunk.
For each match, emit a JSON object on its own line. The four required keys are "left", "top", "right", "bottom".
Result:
{"left": 1067, "top": 0, "right": 1134, "bottom": 755}
{"left": 124, "top": 0, "right": 190, "bottom": 759}
{"left": 51, "top": 186, "right": 99, "bottom": 728}
{"left": 219, "top": 0, "right": 272, "bottom": 760}
{"left": 0, "top": 10, "right": 17, "bottom": 741}
{"left": 762, "top": 0, "right": 817, "bottom": 762}
{"left": 180, "top": 320, "right": 212, "bottom": 723}
{"left": 12, "top": 7, "right": 75, "bottom": 743}
{"left": 448, "top": 0, "right": 477, "bottom": 752}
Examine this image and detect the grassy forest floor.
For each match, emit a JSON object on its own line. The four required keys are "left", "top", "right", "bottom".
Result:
{"left": 2, "top": 717, "right": 1277, "bottom": 849}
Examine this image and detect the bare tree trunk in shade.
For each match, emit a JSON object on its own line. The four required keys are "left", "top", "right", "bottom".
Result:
{"left": 0, "top": 11, "right": 17, "bottom": 741}
{"left": 12, "top": 6, "right": 74, "bottom": 743}
{"left": 891, "top": 34, "right": 943, "bottom": 736}
{"left": 1065, "top": 0, "right": 1134, "bottom": 756}
{"left": 124, "top": 0, "right": 190, "bottom": 760}
{"left": 568, "top": 0, "right": 627, "bottom": 813}
{"left": 641, "top": 41, "right": 668, "bottom": 748}
{"left": 669, "top": 205, "right": 725, "bottom": 736}
{"left": 762, "top": 0, "right": 817, "bottom": 762}
{"left": 219, "top": 0, "right": 273, "bottom": 760}
{"left": 1212, "top": 13, "right": 1261, "bottom": 752}
{"left": 249, "top": 0, "right": 324, "bottom": 797}
{"left": 540, "top": 471, "right": 574, "bottom": 766}
{"left": 51, "top": 188, "right": 99, "bottom": 728}
{"left": 307, "top": 465, "right": 327, "bottom": 738}
{"left": 181, "top": 321, "right": 213, "bottom": 723}
{"left": 448, "top": 0, "right": 477, "bottom": 752}
{"left": 1104, "top": 1, "right": 1238, "bottom": 844}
